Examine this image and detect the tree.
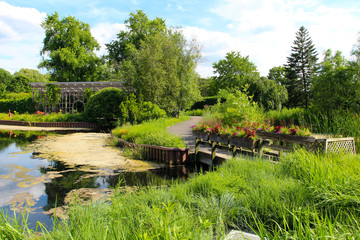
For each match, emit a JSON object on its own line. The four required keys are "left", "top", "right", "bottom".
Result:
{"left": 13, "top": 68, "right": 50, "bottom": 83}
{"left": 312, "top": 49, "right": 359, "bottom": 112}
{"left": 39, "top": 12, "right": 101, "bottom": 82}
{"left": 106, "top": 10, "right": 166, "bottom": 67}
{"left": 7, "top": 75, "right": 31, "bottom": 93}
{"left": 211, "top": 51, "right": 260, "bottom": 94}
{"left": 248, "top": 77, "right": 288, "bottom": 111}
{"left": 285, "top": 26, "right": 318, "bottom": 109}
{"left": 211, "top": 52, "right": 287, "bottom": 110}
{"left": 0, "top": 68, "right": 12, "bottom": 96}
{"left": 107, "top": 11, "right": 201, "bottom": 114}
{"left": 268, "top": 66, "right": 287, "bottom": 85}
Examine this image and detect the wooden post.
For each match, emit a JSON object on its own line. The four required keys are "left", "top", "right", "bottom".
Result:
{"left": 211, "top": 141, "right": 217, "bottom": 170}
{"left": 232, "top": 146, "right": 237, "bottom": 157}
{"left": 195, "top": 138, "right": 200, "bottom": 162}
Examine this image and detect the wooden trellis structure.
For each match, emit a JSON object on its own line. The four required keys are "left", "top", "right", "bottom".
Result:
{"left": 30, "top": 82, "right": 123, "bottom": 113}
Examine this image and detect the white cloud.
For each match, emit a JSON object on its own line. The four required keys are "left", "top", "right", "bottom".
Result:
{"left": 0, "top": 1, "right": 46, "bottom": 73}
{"left": 91, "top": 22, "right": 127, "bottom": 56}
{"left": 187, "top": 0, "right": 360, "bottom": 77}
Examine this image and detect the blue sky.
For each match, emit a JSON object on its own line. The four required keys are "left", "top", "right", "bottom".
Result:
{"left": 1, "top": 0, "right": 360, "bottom": 77}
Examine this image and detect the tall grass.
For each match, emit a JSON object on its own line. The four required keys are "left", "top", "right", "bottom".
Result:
{"left": 112, "top": 117, "right": 189, "bottom": 148}
{"left": 267, "top": 108, "right": 360, "bottom": 151}
{"left": 2, "top": 151, "right": 360, "bottom": 239}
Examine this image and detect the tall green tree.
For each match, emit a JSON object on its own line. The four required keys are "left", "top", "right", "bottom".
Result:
{"left": 107, "top": 11, "right": 201, "bottom": 114}
{"left": 39, "top": 12, "right": 101, "bottom": 82}
{"left": 248, "top": 77, "right": 288, "bottom": 111}
{"left": 285, "top": 26, "right": 318, "bottom": 109}
{"left": 312, "top": 49, "right": 359, "bottom": 112}
{"left": 211, "top": 51, "right": 260, "bottom": 94}
{"left": 106, "top": 10, "right": 166, "bottom": 67}
{"left": 268, "top": 66, "right": 287, "bottom": 85}
{"left": 7, "top": 75, "right": 31, "bottom": 93}
{"left": 0, "top": 68, "right": 13, "bottom": 96}
{"left": 211, "top": 52, "right": 287, "bottom": 110}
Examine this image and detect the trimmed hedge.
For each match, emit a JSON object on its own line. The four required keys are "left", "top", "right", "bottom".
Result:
{"left": 0, "top": 93, "right": 35, "bottom": 114}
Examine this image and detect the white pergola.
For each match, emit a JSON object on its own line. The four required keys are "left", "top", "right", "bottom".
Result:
{"left": 30, "top": 82, "right": 123, "bottom": 113}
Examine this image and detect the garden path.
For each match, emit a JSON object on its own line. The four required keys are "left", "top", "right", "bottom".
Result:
{"left": 167, "top": 116, "right": 203, "bottom": 150}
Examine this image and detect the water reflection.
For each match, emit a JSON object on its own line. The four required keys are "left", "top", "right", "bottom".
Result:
{"left": 0, "top": 130, "right": 194, "bottom": 229}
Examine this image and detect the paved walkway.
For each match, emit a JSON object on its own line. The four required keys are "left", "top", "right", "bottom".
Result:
{"left": 167, "top": 116, "right": 203, "bottom": 150}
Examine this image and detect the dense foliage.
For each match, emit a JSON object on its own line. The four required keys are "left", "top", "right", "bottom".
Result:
{"left": 211, "top": 51, "right": 288, "bottom": 110}
{"left": 312, "top": 50, "right": 360, "bottom": 112}
{"left": 0, "top": 93, "right": 35, "bottom": 114}
{"left": 13, "top": 68, "right": 50, "bottom": 83}
{"left": 85, "top": 87, "right": 167, "bottom": 128}
{"left": 39, "top": 12, "right": 101, "bottom": 82}
{"left": 0, "top": 68, "right": 12, "bottom": 96}
{"left": 106, "top": 10, "right": 201, "bottom": 114}
{"left": 210, "top": 89, "right": 263, "bottom": 126}
{"left": 85, "top": 87, "right": 126, "bottom": 126}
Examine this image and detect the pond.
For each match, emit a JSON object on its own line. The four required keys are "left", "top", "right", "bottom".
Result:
{"left": 0, "top": 130, "right": 194, "bottom": 230}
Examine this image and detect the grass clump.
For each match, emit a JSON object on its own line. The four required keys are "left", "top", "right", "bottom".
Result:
{"left": 112, "top": 116, "right": 189, "bottom": 148}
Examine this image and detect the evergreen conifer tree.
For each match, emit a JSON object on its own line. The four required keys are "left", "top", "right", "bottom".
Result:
{"left": 285, "top": 26, "right": 318, "bottom": 108}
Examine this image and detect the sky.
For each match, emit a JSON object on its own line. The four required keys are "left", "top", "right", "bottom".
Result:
{"left": 1, "top": 0, "right": 360, "bottom": 78}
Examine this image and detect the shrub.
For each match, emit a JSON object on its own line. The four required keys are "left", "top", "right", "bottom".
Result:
{"left": 0, "top": 93, "right": 35, "bottom": 114}
{"left": 85, "top": 87, "right": 125, "bottom": 127}
{"left": 138, "top": 101, "right": 166, "bottom": 122}
{"left": 210, "top": 89, "right": 263, "bottom": 126}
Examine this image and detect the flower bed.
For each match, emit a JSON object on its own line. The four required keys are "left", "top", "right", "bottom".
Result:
{"left": 192, "top": 120, "right": 312, "bottom": 145}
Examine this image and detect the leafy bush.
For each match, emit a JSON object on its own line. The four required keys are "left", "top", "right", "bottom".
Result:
{"left": 85, "top": 87, "right": 126, "bottom": 127}
{"left": 138, "top": 101, "right": 166, "bottom": 122}
{"left": 119, "top": 94, "right": 166, "bottom": 124}
{"left": 0, "top": 93, "right": 35, "bottom": 114}
{"left": 210, "top": 89, "right": 263, "bottom": 126}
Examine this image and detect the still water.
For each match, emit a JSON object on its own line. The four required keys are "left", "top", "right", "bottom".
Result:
{"left": 0, "top": 130, "right": 193, "bottom": 229}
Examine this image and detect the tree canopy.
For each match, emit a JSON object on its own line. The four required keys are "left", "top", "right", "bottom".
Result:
{"left": 211, "top": 51, "right": 260, "bottom": 94}
{"left": 0, "top": 68, "right": 12, "bottom": 96}
{"left": 312, "top": 49, "right": 359, "bottom": 112}
{"left": 211, "top": 51, "right": 287, "bottom": 110}
{"left": 106, "top": 10, "right": 201, "bottom": 114}
{"left": 39, "top": 12, "right": 101, "bottom": 82}
{"left": 13, "top": 68, "right": 50, "bottom": 83}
